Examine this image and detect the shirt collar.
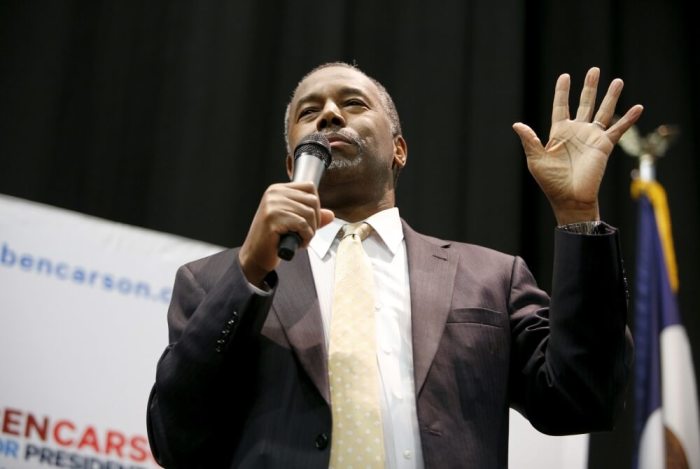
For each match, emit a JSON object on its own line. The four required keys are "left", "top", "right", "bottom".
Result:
{"left": 308, "top": 207, "right": 404, "bottom": 259}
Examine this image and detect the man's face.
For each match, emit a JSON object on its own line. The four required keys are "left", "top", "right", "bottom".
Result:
{"left": 286, "top": 66, "right": 405, "bottom": 210}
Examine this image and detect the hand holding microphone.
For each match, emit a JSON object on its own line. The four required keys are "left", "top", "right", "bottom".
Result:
{"left": 277, "top": 132, "right": 332, "bottom": 260}
{"left": 238, "top": 132, "right": 333, "bottom": 286}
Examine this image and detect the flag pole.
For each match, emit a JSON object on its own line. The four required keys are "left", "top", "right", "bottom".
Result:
{"left": 623, "top": 123, "right": 680, "bottom": 291}
{"left": 638, "top": 152, "right": 656, "bottom": 182}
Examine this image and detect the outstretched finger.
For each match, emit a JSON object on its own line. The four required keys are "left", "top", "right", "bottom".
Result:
{"left": 575, "top": 67, "right": 600, "bottom": 122}
{"left": 592, "top": 78, "right": 624, "bottom": 128}
{"left": 552, "top": 73, "right": 571, "bottom": 123}
{"left": 606, "top": 105, "right": 644, "bottom": 143}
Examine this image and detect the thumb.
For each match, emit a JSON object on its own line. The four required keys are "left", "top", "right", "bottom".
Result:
{"left": 319, "top": 209, "right": 335, "bottom": 228}
{"left": 512, "top": 122, "right": 545, "bottom": 157}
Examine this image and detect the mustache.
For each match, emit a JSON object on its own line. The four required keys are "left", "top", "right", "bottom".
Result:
{"left": 321, "top": 129, "right": 363, "bottom": 147}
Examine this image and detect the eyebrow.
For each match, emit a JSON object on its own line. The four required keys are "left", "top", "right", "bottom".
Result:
{"left": 294, "top": 86, "right": 372, "bottom": 112}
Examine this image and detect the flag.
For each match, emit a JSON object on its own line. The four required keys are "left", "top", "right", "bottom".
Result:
{"left": 632, "top": 179, "right": 700, "bottom": 469}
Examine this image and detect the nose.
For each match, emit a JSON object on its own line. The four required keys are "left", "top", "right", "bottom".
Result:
{"left": 316, "top": 100, "right": 345, "bottom": 131}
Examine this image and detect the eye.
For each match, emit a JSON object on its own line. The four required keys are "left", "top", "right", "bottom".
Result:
{"left": 344, "top": 99, "right": 367, "bottom": 107}
{"left": 298, "top": 108, "right": 317, "bottom": 119}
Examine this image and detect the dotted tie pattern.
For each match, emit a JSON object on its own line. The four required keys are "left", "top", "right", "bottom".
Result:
{"left": 328, "top": 222, "right": 385, "bottom": 468}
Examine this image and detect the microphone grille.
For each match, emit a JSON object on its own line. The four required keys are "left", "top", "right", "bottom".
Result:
{"left": 293, "top": 132, "right": 332, "bottom": 168}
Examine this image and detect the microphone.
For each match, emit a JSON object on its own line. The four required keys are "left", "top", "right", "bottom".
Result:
{"left": 277, "top": 132, "right": 332, "bottom": 261}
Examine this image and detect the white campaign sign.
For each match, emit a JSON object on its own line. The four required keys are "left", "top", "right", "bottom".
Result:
{"left": 0, "top": 194, "right": 587, "bottom": 469}
{"left": 0, "top": 195, "right": 221, "bottom": 468}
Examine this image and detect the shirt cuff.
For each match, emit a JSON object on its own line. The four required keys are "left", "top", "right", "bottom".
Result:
{"left": 557, "top": 220, "right": 605, "bottom": 235}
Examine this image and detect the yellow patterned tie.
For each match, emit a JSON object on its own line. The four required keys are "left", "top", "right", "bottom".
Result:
{"left": 328, "top": 222, "right": 385, "bottom": 468}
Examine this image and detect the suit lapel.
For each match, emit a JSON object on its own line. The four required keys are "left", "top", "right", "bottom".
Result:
{"left": 269, "top": 223, "right": 456, "bottom": 404}
{"left": 272, "top": 249, "right": 330, "bottom": 404}
{"left": 403, "top": 221, "right": 458, "bottom": 396}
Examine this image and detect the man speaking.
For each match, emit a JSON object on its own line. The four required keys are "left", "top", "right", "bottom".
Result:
{"left": 146, "top": 62, "right": 642, "bottom": 468}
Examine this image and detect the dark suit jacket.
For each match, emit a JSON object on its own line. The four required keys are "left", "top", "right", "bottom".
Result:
{"left": 147, "top": 221, "right": 632, "bottom": 468}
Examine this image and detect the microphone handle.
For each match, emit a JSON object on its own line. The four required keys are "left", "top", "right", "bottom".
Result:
{"left": 277, "top": 152, "right": 326, "bottom": 261}
{"left": 278, "top": 232, "right": 302, "bottom": 261}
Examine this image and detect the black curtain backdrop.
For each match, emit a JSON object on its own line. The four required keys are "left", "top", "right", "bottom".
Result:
{"left": 1, "top": 1, "right": 697, "bottom": 468}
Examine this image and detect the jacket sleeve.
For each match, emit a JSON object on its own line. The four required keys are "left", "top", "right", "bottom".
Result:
{"left": 146, "top": 249, "right": 277, "bottom": 468}
{"left": 508, "top": 225, "right": 634, "bottom": 435}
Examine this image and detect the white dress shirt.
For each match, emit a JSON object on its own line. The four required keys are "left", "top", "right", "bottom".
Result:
{"left": 308, "top": 207, "right": 424, "bottom": 469}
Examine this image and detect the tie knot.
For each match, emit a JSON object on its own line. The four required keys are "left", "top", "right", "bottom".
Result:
{"left": 341, "top": 222, "right": 372, "bottom": 241}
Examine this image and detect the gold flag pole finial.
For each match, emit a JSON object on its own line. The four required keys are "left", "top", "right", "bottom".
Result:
{"left": 617, "top": 120, "right": 680, "bottom": 182}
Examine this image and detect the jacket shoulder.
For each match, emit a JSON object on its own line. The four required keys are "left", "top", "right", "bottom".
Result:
{"left": 404, "top": 221, "right": 517, "bottom": 268}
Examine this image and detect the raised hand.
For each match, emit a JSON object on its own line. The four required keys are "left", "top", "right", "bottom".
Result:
{"left": 512, "top": 67, "right": 644, "bottom": 225}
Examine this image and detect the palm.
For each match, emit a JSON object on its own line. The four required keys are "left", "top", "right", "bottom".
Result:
{"left": 529, "top": 120, "right": 613, "bottom": 205}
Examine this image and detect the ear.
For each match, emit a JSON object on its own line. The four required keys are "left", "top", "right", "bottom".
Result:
{"left": 286, "top": 153, "right": 294, "bottom": 180}
{"left": 392, "top": 135, "right": 408, "bottom": 170}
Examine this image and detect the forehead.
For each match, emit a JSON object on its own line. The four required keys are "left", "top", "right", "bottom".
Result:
{"left": 292, "top": 66, "right": 381, "bottom": 105}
